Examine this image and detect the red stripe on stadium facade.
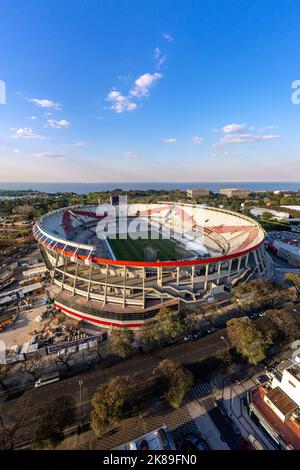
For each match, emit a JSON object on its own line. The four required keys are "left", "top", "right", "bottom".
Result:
{"left": 54, "top": 303, "right": 143, "bottom": 329}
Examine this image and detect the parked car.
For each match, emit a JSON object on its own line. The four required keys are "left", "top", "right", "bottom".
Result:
{"left": 240, "top": 437, "right": 254, "bottom": 451}
{"left": 230, "top": 419, "right": 241, "bottom": 435}
{"left": 189, "top": 434, "right": 209, "bottom": 451}
{"left": 140, "top": 439, "right": 149, "bottom": 451}
{"left": 258, "top": 311, "right": 267, "bottom": 317}
{"left": 255, "top": 374, "right": 268, "bottom": 385}
{"left": 193, "top": 331, "right": 202, "bottom": 340}
{"left": 207, "top": 326, "right": 216, "bottom": 334}
{"left": 181, "top": 433, "right": 209, "bottom": 451}
{"left": 249, "top": 313, "right": 258, "bottom": 319}
{"left": 184, "top": 334, "right": 194, "bottom": 342}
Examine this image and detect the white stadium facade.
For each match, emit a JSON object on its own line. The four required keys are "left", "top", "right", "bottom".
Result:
{"left": 33, "top": 203, "right": 268, "bottom": 330}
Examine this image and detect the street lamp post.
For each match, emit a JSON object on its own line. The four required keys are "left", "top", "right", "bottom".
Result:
{"left": 78, "top": 379, "right": 83, "bottom": 431}
{"left": 220, "top": 336, "right": 230, "bottom": 351}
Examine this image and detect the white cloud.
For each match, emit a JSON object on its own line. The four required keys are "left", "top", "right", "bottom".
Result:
{"left": 223, "top": 123, "right": 247, "bottom": 134}
{"left": 29, "top": 98, "right": 61, "bottom": 110}
{"left": 224, "top": 151, "right": 242, "bottom": 157}
{"left": 163, "top": 138, "right": 177, "bottom": 144}
{"left": 123, "top": 152, "right": 139, "bottom": 159}
{"left": 192, "top": 136, "right": 204, "bottom": 144}
{"left": 221, "top": 133, "right": 281, "bottom": 144}
{"left": 12, "top": 127, "right": 45, "bottom": 140}
{"left": 45, "top": 119, "right": 70, "bottom": 129}
{"left": 32, "top": 152, "right": 67, "bottom": 160}
{"left": 106, "top": 90, "right": 137, "bottom": 113}
{"left": 27, "top": 115, "right": 37, "bottom": 120}
{"left": 106, "top": 71, "right": 162, "bottom": 114}
{"left": 154, "top": 48, "right": 166, "bottom": 70}
{"left": 13, "top": 149, "right": 19, "bottom": 153}
{"left": 163, "top": 33, "right": 174, "bottom": 42}
{"left": 154, "top": 47, "right": 161, "bottom": 59}
{"left": 73, "top": 141, "right": 87, "bottom": 147}
{"left": 130, "top": 72, "right": 162, "bottom": 98}
{"left": 213, "top": 133, "right": 281, "bottom": 149}
{"left": 258, "top": 125, "right": 278, "bottom": 132}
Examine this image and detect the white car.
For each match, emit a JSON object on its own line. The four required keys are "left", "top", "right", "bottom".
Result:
{"left": 258, "top": 311, "right": 267, "bottom": 317}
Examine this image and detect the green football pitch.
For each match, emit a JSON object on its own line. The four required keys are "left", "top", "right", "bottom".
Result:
{"left": 107, "top": 232, "right": 193, "bottom": 262}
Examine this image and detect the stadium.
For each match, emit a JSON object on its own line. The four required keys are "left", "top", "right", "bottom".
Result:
{"left": 33, "top": 202, "right": 268, "bottom": 330}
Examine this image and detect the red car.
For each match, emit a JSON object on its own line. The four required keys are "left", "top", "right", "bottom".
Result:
{"left": 140, "top": 439, "right": 149, "bottom": 451}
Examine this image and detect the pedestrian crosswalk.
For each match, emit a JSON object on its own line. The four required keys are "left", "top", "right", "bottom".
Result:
{"left": 192, "top": 382, "right": 213, "bottom": 400}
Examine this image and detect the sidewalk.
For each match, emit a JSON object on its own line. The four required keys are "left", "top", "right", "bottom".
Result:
{"left": 216, "top": 376, "right": 276, "bottom": 450}
{"left": 186, "top": 399, "right": 229, "bottom": 450}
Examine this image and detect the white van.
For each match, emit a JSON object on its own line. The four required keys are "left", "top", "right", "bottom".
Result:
{"left": 34, "top": 372, "right": 60, "bottom": 388}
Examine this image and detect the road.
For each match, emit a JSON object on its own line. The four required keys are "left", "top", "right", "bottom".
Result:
{"left": 1, "top": 328, "right": 230, "bottom": 444}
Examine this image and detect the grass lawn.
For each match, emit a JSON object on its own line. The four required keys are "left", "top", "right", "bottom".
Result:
{"left": 107, "top": 232, "right": 193, "bottom": 262}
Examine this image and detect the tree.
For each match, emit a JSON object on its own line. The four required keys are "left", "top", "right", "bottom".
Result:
{"left": 12, "top": 204, "right": 36, "bottom": 220}
{"left": 90, "top": 341, "right": 103, "bottom": 364}
{"left": 32, "top": 396, "right": 75, "bottom": 449}
{"left": 55, "top": 348, "right": 76, "bottom": 371}
{"left": 285, "top": 273, "right": 300, "bottom": 291}
{"left": 91, "top": 376, "right": 133, "bottom": 436}
{"left": 109, "top": 329, "right": 134, "bottom": 358}
{"left": 0, "top": 395, "right": 32, "bottom": 450}
{"left": 262, "top": 212, "right": 272, "bottom": 220}
{"left": 267, "top": 309, "right": 300, "bottom": 343}
{"left": 19, "top": 358, "right": 44, "bottom": 381}
{"left": 226, "top": 318, "right": 269, "bottom": 365}
{"left": 233, "top": 279, "right": 296, "bottom": 313}
{"left": 141, "top": 307, "right": 185, "bottom": 346}
{"left": 216, "top": 349, "right": 233, "bottom": 368}
{"left": 156, "top": 359, "right": 194, "bottom": 409}
{"left": 0, "top": 364, "right": 13, "bottom": 390}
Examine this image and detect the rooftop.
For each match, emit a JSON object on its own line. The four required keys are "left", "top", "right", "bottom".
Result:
{"left": 251, "top": 386, "right": 300, "bottom": 450}
{"left": 265, "top": 386, "right": 298, "bottom": 416}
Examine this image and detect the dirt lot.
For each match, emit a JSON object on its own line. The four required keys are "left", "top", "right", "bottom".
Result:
{"left": 0, "top": 304, "right": 48, "bottom": 349}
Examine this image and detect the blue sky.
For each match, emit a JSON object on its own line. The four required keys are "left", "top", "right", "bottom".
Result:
{"left": 0, "top": 0, "right": 300, "bottom": 183}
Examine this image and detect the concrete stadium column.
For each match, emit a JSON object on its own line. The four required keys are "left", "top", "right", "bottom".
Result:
{"left": 192, "top": 265, "right": 195, "bottom": 290}
{"left": 123, "top": 266, "right": 127, "bottom": 307}
{"left": 60, "top": 257, "right": 68, "bottom": 292}
{"left": 87, "top": 266, "right": 93, "bottom": 300}
{"left": 253, "top": 249, "right": 262, "bottom": 274}
{"left": 176, "top": 266, "right": 180, "bottom": 285}
{"left": 227, "top": 259, "right": 233, "bottom": 281}
{"left": 245, "top": 253, "right": 249, "bottom": 267}
{"left": 217, "top": 262, "right": 222, "bottom": 285}
{"left": 237, "top": 256, "right": 242, "bottom": 271}
{"left": 52, "top": 252, "right": 59, "bottom": 280}
{"left": 142, "top": 267, "right": 145, "bottom": 308}
{"left": 259, "top": 246, "right": 266, "bottom": 271}
{"left": 157, "top": 266, "right": 163, "bottom": 287}
{"left": 72, "top": 263, "right": 79, "bottom": 296}
{"left": 204, "top": 263, "right": 209, "bottom": 290}
{"left": 104, "top": 264, "right": 109, "bottom": 304}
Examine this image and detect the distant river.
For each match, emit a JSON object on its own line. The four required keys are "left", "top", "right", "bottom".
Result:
{"left": 0, "top": 181, "right": 299, "bottom": 195}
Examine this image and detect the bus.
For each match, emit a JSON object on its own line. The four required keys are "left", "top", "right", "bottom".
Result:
{"left": 34, "top": 371, "right": 60, "bottom": 388}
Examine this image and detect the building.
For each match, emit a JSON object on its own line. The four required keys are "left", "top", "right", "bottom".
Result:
{"left": 268, "top": 239, "right": 300, "bottom": 267}
{"left": 186, "top": 188, "right": 211, "bottom": 198}
{"left": 249, "top": 360, "right": 300, "bottom": 450}
{"left": 250, "top": 207, "right": 290, "bottom": 221}
{"left": 220, "top": 188, "right": 251, "bottom": 199}
{"left": 33, "top": 203, "right": 267, "bottom": 330}
{"left": 114, "top": 425, "right": 176, "bottom": 450}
